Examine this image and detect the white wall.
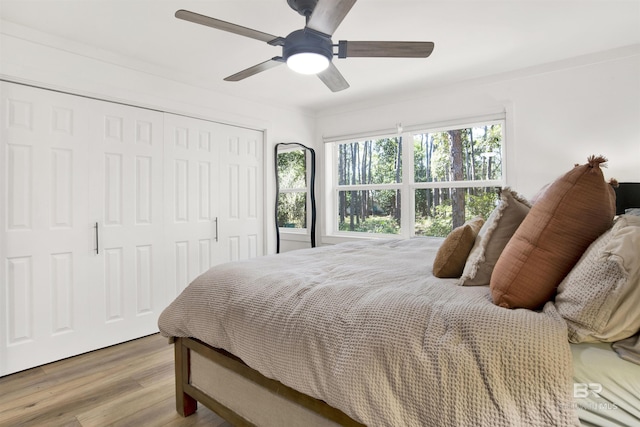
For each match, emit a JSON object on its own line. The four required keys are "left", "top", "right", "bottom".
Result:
{"left": 0, "top": 21, "right": 316, "bottom": 255}
{"left": 315, "top": 46, "right": 640, "bottom": 242}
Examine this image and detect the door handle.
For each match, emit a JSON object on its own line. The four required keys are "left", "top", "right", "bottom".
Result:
{"left": 214, "top": 217, "right": 219, "bottom": 242}
{"left": 95, "top": 222, "right": 99, "bottom": 254}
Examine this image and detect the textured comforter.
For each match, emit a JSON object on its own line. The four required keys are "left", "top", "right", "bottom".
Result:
{"left": 158, "top": 238, "right": 579, "bottom": 427}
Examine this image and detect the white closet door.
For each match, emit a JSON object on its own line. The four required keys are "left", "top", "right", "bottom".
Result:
{"left": 0, "top": 82, "right": 265, "bottom": 375}
{"left": 88, "top": 102, "right": 165, "bottom": 341}
{"left": 0, "top": 82, "right": 93, "bottom": 375}
{"left": 218, "top": 125, "right": 264, "bottom": 263}
{"left": 163, "top": 114, "right": 221, "bottom": 298}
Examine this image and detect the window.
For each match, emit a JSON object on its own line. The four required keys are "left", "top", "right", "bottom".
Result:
{"left": 327, "top": 118, "right": 505, "bottom": 238}
{"left": 335, "top": 137, "right": 403, "bottom": 234}
{"left": 277, "top": 148, "right": 308, "bottom": 230}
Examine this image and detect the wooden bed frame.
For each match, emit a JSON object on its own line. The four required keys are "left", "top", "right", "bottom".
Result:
{"left": 174, "top": 337, "right": 366, "bottom": 427}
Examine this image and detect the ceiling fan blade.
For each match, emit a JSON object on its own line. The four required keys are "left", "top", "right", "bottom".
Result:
{"left": 224, "top": 57, "right": 285, "bottom": 82}
{"left": 306, "top": 0, "right": 357, "bottom": 37}
{"left": 339, "top": 41, "right": 435, "bottom": 58}
{"left": 175, "top": 10, "right": 282, "bottom": 44}
{"left": 317, "top": 62, "right": 350, "bottom": 92}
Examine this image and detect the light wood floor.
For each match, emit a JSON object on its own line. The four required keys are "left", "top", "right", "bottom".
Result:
{"left": 0, "top": 333, "right": 232, "bottom": 426}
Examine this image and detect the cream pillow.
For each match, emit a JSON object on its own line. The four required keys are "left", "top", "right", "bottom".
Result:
{"left": 458, "top": 189, "right": 530, "bottom": 286}
{"left": 555, "top": 215, "right": 640, "bottom": 343}
{"left": 433, "top": 217, "right": 484, "bottom": 278}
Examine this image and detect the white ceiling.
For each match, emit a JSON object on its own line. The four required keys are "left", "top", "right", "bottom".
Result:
{"left": 1, "top": 0, "right": 639, "bottom": 113}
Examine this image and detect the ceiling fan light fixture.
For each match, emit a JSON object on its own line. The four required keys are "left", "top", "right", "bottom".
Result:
{"left": 287, "top": 52, "right": 330, "bottom": 74}
{"left": 283, "top": 29, "right": 333, "bottom": 75}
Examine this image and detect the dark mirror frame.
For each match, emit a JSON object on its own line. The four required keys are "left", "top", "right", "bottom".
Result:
{"left": 274, "top": 142, "right": 316, "bottom": 253}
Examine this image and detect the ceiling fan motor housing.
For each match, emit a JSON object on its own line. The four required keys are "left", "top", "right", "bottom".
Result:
{"left": 283, "top": 29, "right": 333, "bottom": 63}
{"left": 287, "top": 0, "right": 319, "bottom": 17}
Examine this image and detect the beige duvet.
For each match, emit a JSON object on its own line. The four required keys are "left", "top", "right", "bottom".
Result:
{"left": 159, "top": 238, "right": 578, "bottom": 427}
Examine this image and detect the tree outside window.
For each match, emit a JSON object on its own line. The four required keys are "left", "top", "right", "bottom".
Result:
{"left": 331, "top": 120, "right": 504, "bottom": 238}
{"left": 337, "top": 137, "right": 402, "bottom": 234}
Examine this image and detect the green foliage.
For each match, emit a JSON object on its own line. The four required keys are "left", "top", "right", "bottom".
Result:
{"left": 414, "top": 125, "right": 502, "bottom": 183}
{"left": 338, "top": 138, "right": 402, "bottom": 227}
{"left": 412, "top": 124, "right": 502, "bottom": 236}
{"left": 466, "top": 190, "right": 499, "bottom": 218}
{"left": 277, "top": 149, "right": 307, "bottom": 228}
{"left": 338, "top": 216, "right": 400, "bottom": 234}
{"left": 415, "top": 202, "right": 452, "bottom": 237}
{"left": 277, "top": 192, "right": 306, "bottom": 228}
{"left": 372, "top": 137, "right": 402, "bottom": 184}
{"left": 338, "top": 137, "right": 401, "bottom": 186}
{"left": 277, "top": 150, "right": 306, "bottom": 188}
{"left": 335, "top": 123, "right": 503, "bottom": 237}
{"left": 415, "top": 188, "right": 499, "bottom": 237}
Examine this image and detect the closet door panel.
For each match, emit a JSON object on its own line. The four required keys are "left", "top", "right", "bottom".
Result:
{"left": 163, "top": 114, "right": 220, "bottom": 299}
{"left": 218, "top": 126, "right": 264, "bottom": 262}
{"left": 89, "top": 103, "right": 165, "bottom": 341}
{"left": 1, "top": 82, "right": 92, "bottom": 375}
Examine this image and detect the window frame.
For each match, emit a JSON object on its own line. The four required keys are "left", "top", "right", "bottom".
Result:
{"left": 324, "top": 116, "right": 506, "bottom": 241}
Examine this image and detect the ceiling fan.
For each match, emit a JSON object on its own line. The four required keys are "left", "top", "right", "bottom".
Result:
{"left": 175, "top": 0, "right": 435, "bottom": 92}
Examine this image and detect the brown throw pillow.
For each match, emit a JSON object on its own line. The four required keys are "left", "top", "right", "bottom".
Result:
{"left": 458, "top": 188, "right": 531, "bottom": 286}
{"left": 490, "top": 156, "right": 616, "bottom": 309}
{"left": 433, "top": 217, "right": 484, "bottom": 278}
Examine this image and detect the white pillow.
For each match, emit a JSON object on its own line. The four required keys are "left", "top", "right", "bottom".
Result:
{"left": 555, "top": 215, "right": 640, "bottom": 343}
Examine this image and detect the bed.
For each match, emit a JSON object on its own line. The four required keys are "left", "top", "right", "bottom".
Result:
{"left": 159, "top": 164, "right": 640, "bottom": 427}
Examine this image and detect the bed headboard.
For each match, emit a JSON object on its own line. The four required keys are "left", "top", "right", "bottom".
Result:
{"left": 614, "top": 182, "right": 640, "bottom": 215}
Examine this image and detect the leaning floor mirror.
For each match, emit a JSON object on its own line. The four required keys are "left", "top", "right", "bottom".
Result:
{"left": 274, "top": 143, "right": 316, "bottom": 253}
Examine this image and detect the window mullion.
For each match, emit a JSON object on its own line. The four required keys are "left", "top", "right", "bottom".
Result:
{"left": 326, "top": 143, "right": 337, "bottom": 235}
{"left": 401, "top": 131, "right": 413, "bottom": 238}
{"left": 337, "top": 183, "right": 402, "bottom": 191}
{"left": 412, "top": 180, "right": 502, "bottom": 190}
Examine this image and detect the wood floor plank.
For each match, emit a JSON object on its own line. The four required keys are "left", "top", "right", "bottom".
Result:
{"left": 75, "top": 377, "right": 175, "bottom": 425}
{"left": 0, "top": 373, "right": 141, "bottom": 425}
{"left": 41, "top": 334, "right": 168, "bottom": 382}
{"left": 0, "top": 355, "right": 146, "bottom": 418}
{"left": 0, "top": 366, "right": 60, "bottom": 403}
{"left": 0, "top": 334, "right": 228, "bottom": 427}
{"left": 1, "top": 375, "right": 141, "bottom": 426}
{"left": 78, "top": 377, "right": 230, "bottom": 427}
{"left": 129, "top": 356, "right": 174, "bottom": 388}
